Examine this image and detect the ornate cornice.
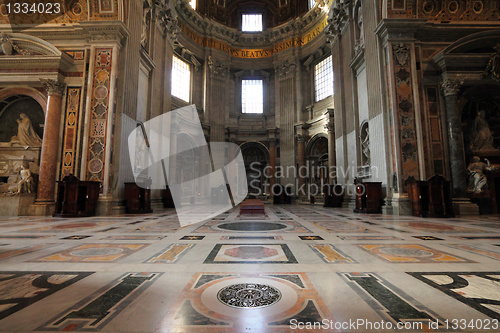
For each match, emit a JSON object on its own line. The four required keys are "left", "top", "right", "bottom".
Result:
{"left": 441, "top": 79, "right": 463, "bottom": 96}
{"left": 175, "top": 0, "right": 333, "bottom": 52}
{"left": 80, "top": 21, "right": 130, "bottom": 45}
{"left": 208, "top": 56, "right": 230, "bottom": 79}
{"left": 325, "top": 0, "right": 350, "bottom": 43}
{"left": 154, "top": 0, "right": 179, "bottom": 41}
{"left": 41, "top": 79, "right": 66, "bottom": 96}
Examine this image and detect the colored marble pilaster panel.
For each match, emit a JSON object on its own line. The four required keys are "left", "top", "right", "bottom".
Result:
{"left": 60, "top": 87, "right": 81, "bottom": 178}
{"left": 145, "top": 243, "right": 195, "bottom": 263}
{"left": 341, "top": 273, "right": 442, "bottom": 327}
{"left": 408, "top": 272, "right": 500, "bottom": 320}
{"left": 309, "top": 244, "right": 357, "bottom": 263}
{"left": 358, "top": 244, "right": 474, "bottom": 263}
{"left": 0, "top": 271, "right": 93, "bottom": 320}
{"left": 39, "top": 272, "right": 161, "bottom": 331}
{"left": 392, "top": 43, "right": 420, "bottom": 186}
{"left": 86, "top": 48, "right": 113, "bottom": 187}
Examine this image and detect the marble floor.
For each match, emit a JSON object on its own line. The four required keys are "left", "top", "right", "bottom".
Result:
{"left": 0, "top": 205, "right": 500, "bottom": 332}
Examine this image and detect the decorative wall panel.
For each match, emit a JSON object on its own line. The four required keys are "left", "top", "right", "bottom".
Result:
{"left": 64, "top": 50, "right": 85, "bottom": 61}
{"left": 61, "top": 87, "right": 82, "bottom": 179}
{"left": 392, "top": 44, "right": 419, "bottom": 187}
{"left": 86, "top": 48, "right": 113, "bottom": 186}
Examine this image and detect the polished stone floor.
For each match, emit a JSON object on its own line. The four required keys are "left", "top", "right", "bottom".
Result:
{"left": 0, "top": 205, "right": 500, "bottom": 332}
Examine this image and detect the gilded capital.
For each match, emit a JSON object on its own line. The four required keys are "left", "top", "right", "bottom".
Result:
{"left": 40, "top": 79, "right": 66, "bottom": 96}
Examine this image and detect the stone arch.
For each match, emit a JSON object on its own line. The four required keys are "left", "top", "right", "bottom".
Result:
{"left": 239, "top": 141, "right": 270, "bottom": 195}
{"left": 306, "top": 133, "right": 328, "bottom": 158}
{"left": 459, "top": 84, "right": 500, "bottom": 158}
{"left": 0, "top": 33, "right": 62, "bottom": 56}
{"left": 306, "top": 134, "right": 328, "bottom": 186}
{"left": 0, "top": 87, "right": 47, "bottom": 112}
{"left": 441, "top": 30, "right": 500, "bottom": 54}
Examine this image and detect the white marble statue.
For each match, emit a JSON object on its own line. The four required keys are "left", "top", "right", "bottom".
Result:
{"left": 11, "top": 113, "right": 43, "bottom": 147}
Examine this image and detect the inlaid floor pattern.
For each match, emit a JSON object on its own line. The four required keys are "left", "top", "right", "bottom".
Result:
{"left": 0, "top": 205, "right": 499, "bottom": 332}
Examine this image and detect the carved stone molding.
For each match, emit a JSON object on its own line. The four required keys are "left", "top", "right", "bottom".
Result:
{"left": 326, "top": 0, "right": 350, "bottom": 43}
{"left": 274, "top": 59, "right": 296, "bottom": 79}
{"left": 441, "top": 79, "right": 463, "bottom": 96}
{"left": 208, "top": 56, "right": 230, "bottom": 78}
{"left": 41, "top": 79, "right": 66, "bottom": 96}
{"left": 0, "top": 33, "right": 32, "bottom": 56}
{"left": 296, "top": 134, "right": 306, "bottom": 143}
{"left": 154, "top": 0, "right": 180, "bottom": 40}
{"left": 325, "top": 109, "right": 335, "bottom": 132}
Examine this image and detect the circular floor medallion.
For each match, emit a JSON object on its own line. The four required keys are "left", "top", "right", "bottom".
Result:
{"left": 217, "top": 283, "right": 281, "bottom": 308}
{"left": 217, "top": 222, "right": 287, "bottom": 231}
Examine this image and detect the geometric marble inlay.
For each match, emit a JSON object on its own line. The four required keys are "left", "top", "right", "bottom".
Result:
{"left": 145, "top": 244, "right": 195, "bottom": 263}
{"left": 194, "top": 219, "right": 312, "bottom": 233}
{"left": 30, "top": 244, "right": 147, "bottom": 262}
{"left": 341, "top": 273, "right": 442, "bottom": 328}
{"left": 162, "top": 272, "right": 331, "bottom": 332}
{"left": 204, "top": 244, "right": 297, "bottom": 264}
{"left": 309, "top": 244, "right": 356, "bottom": 263}
{"left": 358, "top": 244, "right": 474, "bottom": 263}
{"left": 408, "top": 272, "right": 500, "bottom": 320}
{"left": 38, "top": 272, "right": 161, "bottom": 331}
{"left": 217, "top": 283, "right": 282, "bottom": 308}
{"left": 0, "top": 272, "right": 93, "bottom": 320}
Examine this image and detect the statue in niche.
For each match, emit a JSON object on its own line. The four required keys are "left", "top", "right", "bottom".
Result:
{"left": 469, "top": 110, "right": 497, "bottom": 152}
{"left": 141, "top": 3, "right": 151, "bottom": 50}
{"left": 10, "top": 113, "right": 43, "bottom": 147}
{"left": 467, "top": 156, "right": 493, "bottom": 194}
{"left": 483, "top": 43, "right": 500, "bottom": 81}
{"left": 8, "top": 161, "right": 38, "bottom": 195}
{"left": 360, "top": 123, "right": 370, "bottom": 166}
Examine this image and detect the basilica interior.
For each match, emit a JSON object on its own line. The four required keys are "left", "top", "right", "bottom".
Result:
{"left": 0, "top": 0, "right": 500, "bottom": 332}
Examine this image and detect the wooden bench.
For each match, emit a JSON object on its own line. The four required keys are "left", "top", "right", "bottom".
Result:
{"left": 240, "top": 199, "right": 265, "bottom": 215}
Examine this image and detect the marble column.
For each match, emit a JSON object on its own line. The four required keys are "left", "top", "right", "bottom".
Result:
{"left": 269, "top": 139, "right": 276, "bottom": 195}
{"left": 36, "top": 79, "right": 66, "bottom": 203}
{"left": 326, "top": 108, "right": 336, "bottom": 184}
{"left": 442, "top": 79, "right": 466, "bottom": 197}
{"left": 296, "top": 135, "right": 306, "bottom": 196}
